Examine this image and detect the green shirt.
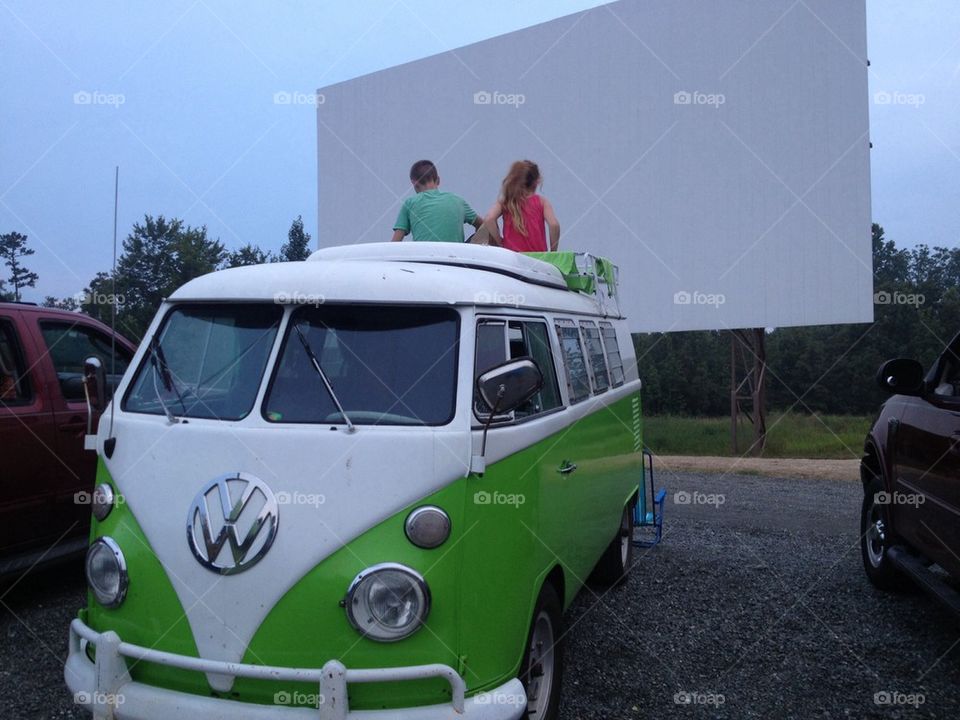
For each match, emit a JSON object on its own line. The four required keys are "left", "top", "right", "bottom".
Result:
{"left": 393, "top": 189, "right": 478, "bottom": 243}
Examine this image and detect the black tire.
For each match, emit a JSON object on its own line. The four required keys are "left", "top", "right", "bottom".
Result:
{"left": 518, "top": 582, "right": 564, "bottom": 720}
{"left": 861, "top": 474, "right": 908, "bottom": 591}
{"left": 591, "top": 501, "right": 635, "bottom": 586}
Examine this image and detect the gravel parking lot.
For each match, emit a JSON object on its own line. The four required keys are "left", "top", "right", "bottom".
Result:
{"left": 2, "top": 471, "right": 958, "bottom": 719}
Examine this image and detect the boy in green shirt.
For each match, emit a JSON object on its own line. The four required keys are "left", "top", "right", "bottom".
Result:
{"left": 392, "top": 160, "right": 483, "bottom": 243}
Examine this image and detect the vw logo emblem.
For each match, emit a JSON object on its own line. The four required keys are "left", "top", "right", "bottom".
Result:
{"left": 186, "top": 473, "right": 279, "bottom": 575}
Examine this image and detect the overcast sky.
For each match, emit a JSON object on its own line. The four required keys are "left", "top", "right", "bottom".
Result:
{"left": 1, "top": 0, "right": 958, "bottom": 302}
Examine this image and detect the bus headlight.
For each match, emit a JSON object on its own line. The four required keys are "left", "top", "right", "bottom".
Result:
{"left": 345, "top": 563, "right": 430, "bottom": 642}
{"left": 85, "top": 537, "right": 128, "bottom": 608}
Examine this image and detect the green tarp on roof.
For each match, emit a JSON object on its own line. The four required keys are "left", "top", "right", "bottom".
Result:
{"left": 525, "top": 251, "right": 617, "bottom": 297}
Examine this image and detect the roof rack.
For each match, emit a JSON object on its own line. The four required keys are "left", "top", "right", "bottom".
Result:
{"left": 524, "top": 252, "right": 621, "bottom": 317}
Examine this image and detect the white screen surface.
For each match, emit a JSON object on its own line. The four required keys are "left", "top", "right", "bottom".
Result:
{"left": 317, "top": 0, "right": 872, "bottom": 332}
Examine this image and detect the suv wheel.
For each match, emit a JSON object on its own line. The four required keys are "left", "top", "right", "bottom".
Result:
{"left": 861, "top": 474, "right": 907, "bottom": 591}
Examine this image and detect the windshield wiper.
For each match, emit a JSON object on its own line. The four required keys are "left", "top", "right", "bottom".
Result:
{"left": 149, "top": 335, "right": 186, "bottom": 424}
{"left": 293, "top": 322, "right": 356, "bottom": 433}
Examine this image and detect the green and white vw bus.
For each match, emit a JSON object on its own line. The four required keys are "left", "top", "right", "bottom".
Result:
{"left": 66, "top": 243, "right": 644, "bottom": 720}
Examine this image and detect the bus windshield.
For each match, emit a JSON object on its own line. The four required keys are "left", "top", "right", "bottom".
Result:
{"left": 123, "top": 304, "right": 282, "bottom": 421}
{"left": 263, "top": 305, "right": 459, "bottom": 426}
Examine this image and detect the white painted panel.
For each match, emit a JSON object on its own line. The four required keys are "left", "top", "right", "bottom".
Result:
{"left": 317, "top": 0, "right": 872, "bottom": 332}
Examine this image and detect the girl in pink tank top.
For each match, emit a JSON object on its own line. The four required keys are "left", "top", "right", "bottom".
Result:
{"left": 483, "top": 160, "right": 561, "bottom": 253}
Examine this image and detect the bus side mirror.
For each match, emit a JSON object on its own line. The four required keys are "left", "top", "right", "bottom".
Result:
{"left": 474, "top": 358, "right": 544, "bottom": 472}
{"left": 876, "top": 358, "right": 925, "bottom": 396}
{"left": 83, "top": 357, "right": 107, "bottom": 450}
{"left": 477, "top": 358, "right": 544, "bottom": 415}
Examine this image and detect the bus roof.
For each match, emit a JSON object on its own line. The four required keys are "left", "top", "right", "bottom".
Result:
{"left": 169, "top": 244, "right": 623, "bottom": 318}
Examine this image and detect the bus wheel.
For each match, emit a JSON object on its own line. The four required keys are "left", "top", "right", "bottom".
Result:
{"left": 519, "top": 582, "right": 563, "bottom": 720}
{"left": 591, "top": 502, "right": 635, "bottom": 586}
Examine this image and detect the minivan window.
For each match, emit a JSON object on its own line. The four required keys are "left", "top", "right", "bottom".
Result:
{"left": 39, "top": 322, "right": 132, "bottom": 402}
{"left": 579, "top": 321, "right": 610, "bottom": 393}
{"left": 600, "top": 322, "right": 625, "bottom": 387}
{"left": 474, "top": 318, "right": 562, "bottom": 421}
{"left": 124, "top": 304, "right": 281, "bottom": 421}
{"left": 0, "top": 319, "right": 30, "bottom": 403}
{"left": 556, "top": 320, "right": 590, "bottom": 404}
{"left": 265, "top": 305, "right": 459, "bottom": 426}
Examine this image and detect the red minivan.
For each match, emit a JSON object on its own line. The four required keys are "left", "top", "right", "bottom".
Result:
{"left": 0, "top": 302, "right": 136, "bottom": 575}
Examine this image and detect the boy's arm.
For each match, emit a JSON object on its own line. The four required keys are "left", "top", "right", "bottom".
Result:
{"left": 543, "top": 196, "right": 560, "bottom": 251}
{"left": 463, "top": 200, "right": 483, "bottom": 229}
{"left": 392, "top": 201, "right": 410, "bottom": 242}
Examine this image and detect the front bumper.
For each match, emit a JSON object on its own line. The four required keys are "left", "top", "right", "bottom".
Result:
{"left": 65, "top": 618, "right": 526, "bottom": 720}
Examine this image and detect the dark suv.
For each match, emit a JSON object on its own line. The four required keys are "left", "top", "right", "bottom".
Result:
{"left": 861, "top": 332, "right": 960, "bottom": 611}
{"left": 0, "top": 302, "right": 135, "bottom": 575}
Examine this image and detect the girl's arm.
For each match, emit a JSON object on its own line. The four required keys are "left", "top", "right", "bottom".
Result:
{"left": 543, "top": 196, "right": 561, "bottom": 251}
{"left": 483, "top": 201, "right": 504, "bottom": 247}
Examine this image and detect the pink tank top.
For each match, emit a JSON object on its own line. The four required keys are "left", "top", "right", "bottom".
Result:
{"left": 502, "top": 194, "right": 547, "bottom": 252}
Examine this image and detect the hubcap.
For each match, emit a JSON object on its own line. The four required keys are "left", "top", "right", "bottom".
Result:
{"left": 866, "top": 503, "right": 886, "bottom": 568}
{"left": 524, "top": 610, "right": 556, "bottom": 719}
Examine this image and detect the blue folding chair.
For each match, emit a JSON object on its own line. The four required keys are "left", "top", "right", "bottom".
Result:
{"left": 633, "top": 448, "right": 665, "bottom": 547}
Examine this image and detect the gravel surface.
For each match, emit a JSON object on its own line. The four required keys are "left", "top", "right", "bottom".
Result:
{"left": 2, "top": 472, "right": 958, "bottom": 719}
{"left": 655, "top": 455, "right": 861, "bottom": 482}
{"left": 560, "top": 471, "right": 960, "bottom": 719}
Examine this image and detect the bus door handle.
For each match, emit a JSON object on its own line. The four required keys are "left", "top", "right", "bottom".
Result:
{"left": 557, "top": 460, "right": 578, "bottom": 475}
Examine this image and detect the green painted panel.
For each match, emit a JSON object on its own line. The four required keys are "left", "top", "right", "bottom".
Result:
{"left": 84, "top": 458, "right": 205, "bottom": 696}
{"left": 235, "top": 480, "right": 466, "bottom": 710}
{"left": 458, "top": 391, "right": 641, "bottom": 689}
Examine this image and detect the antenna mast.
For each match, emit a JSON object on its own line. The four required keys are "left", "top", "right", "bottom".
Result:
{"left": 108, "top": 166, "right": 119, "bottom": 443}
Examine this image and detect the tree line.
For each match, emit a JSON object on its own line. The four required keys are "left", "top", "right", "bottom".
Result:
{"left": 634, "top": 224, "right": 960, "bottom": 417}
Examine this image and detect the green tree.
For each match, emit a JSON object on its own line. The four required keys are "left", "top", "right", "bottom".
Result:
{"left": 0, "top": 231, "right": 39, "bottom": 301}
{"left": 42, "top": 295, "right": 79, "bottom": 311}
{"left": 83, "top": 215, "right": 226, "bottom": 339}
{"left": 279, "top": 215, "right": 311, "bottom": 261}
{"left": 225, "top": 243, "right": 275, "bottom": 267}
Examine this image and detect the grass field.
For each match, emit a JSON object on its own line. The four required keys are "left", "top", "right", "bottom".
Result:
{"left": 642, "top": 413, "right": 874, "bottom": 459}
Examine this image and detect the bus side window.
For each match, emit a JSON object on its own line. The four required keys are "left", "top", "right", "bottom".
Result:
{"left": 555, "top": 319, "right": 590, "bottom": 404}
{"left": 599, "top": 322, "right": 625, "bottom": 387}
{"left": 579, "top": 321, "right": 610, "bottom": 393}
{"left": 474, "top": 318, "right": 562, "bottom": 421}
{"left": 509, "top": 321, "right": 562, "bottom": 418}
